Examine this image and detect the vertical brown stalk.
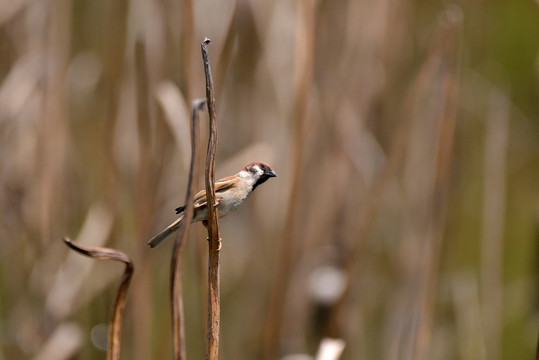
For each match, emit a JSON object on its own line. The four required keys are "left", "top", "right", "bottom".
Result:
{"left": 62, "top": 238, "right": 134, "bottom": 360}
{"left": 170, "top": 99, "right": 206, "bottom": 360}
{"left": 180, "top": 0, "right": 195, "bottom": 99}
{"left": 40, "top": 0, "right": 70, "bottom": 238}
{"left": 413, "top": 8, "right": 461, "bottom": 360}
{"left": 102, "top": 0, "right": 127, "bottom": 211}
{"left": 262, "top": 0, "right": 316, "bottom": 357}
{"left": 480, "top": 89, "right": 509, "bottom": 360}
{"left": 133, "top": 40, "right": 153, "bottom": 360}
{"left": 201, "top": 38, "right": 221, "bottom": 360}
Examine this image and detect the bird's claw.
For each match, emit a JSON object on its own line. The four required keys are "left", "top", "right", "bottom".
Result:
{"left": 206, "top": 237, "right": 222, "bottom": 251}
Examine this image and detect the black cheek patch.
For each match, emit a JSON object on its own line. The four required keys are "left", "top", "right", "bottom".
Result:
{"left": 252, "top": 174, "right": 270, "bottom": 191}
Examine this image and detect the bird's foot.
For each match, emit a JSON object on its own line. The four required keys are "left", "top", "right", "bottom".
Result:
{"left": 206, "top": 237, "right": 222, "bottom": 251}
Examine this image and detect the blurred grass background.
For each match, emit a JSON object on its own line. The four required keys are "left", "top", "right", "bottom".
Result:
{"left": 0, "top": 0, "right": 538, "bottom": 359}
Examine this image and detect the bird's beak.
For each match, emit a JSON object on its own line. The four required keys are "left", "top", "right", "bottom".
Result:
{"left": 267, "top": 170, "right": 277, "bottom": 178}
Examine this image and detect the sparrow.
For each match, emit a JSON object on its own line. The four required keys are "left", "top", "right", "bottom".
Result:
{"left": 148, "top": 161, "right": 277, "bottom": 248}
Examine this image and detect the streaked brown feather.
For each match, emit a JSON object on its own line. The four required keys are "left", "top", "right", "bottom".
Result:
{"left": 188, "top": 177, "right": 238, "bottom": 210}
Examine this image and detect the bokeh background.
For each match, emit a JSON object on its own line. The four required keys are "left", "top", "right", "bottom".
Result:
{"left": 0, "top": 0, "right": 538, "bottom": 359}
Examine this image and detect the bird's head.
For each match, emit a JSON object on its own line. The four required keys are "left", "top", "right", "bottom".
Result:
{"left": 243, "top": 161, "right": 277, "bottom": 190}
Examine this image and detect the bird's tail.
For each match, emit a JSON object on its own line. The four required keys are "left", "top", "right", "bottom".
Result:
{"left": 148, "top": 215, "right": 183, "bottom": 248}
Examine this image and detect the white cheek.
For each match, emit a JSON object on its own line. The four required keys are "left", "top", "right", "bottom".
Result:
{"left": 238, "top": 170, "right": 250, "bottom": 179}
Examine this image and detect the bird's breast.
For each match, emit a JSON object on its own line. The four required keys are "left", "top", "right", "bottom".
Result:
{"left": 216, "top": 187, "right": 250, "bottom": 216}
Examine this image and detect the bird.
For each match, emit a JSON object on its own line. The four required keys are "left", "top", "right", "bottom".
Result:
{"left": 148, "top": 161, "right": 277, "bottom": 248}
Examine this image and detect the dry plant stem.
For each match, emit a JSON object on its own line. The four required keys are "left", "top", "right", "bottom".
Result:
{"left": 263, "top": 0, "right": 315, "bottom": 357}
{"left": 62, "top": 237, "right": 134, "bottom": 360}
{"left": 40, "top": 0, "right": 70, "bottom": 238}
{"left": 133, "top": 39, "right": 154, "bottom": 360}
{"left": 170, "top": 99, "right": 206, "bottom": 360}
{"left": 179, "top": 0, "right": 196, "bottom": 100}
{"left": 412, "top": 13, "right": 461, "bottom": 360}
{"left": 480, "top": 89, "right": 508, "bottom": 360}
{"left": 201, "top": 37, "right": 221, "bottom": 360}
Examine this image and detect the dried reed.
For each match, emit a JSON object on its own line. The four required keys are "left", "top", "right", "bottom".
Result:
{"left": 62, "top": 238, "right": 134, "bottom": 360}
{"left": 169, "top": 99, "right": 206, "bottom": 360}
{"left": 201, "top": 38, "right": 221, "bottom": 360}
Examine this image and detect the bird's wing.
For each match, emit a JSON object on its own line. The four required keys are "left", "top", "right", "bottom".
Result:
{"left": 191, "top": 176, "right": 237, "bottom": 209}
{"left": 215, "top": 176, "right": 238, "bottom": 191}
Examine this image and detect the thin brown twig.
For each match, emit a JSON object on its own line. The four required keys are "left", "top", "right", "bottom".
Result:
{"left": 62, "top": 237, "right": 134, "bottom": 360}
{"left": 201, "top": 37, "right": 221, "bottom": 360}
{"left": 170, "top": 98, "right": 206, "bottom": 360}
{"left": 412, "top": 10, "right": 461, "bottom": 359}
